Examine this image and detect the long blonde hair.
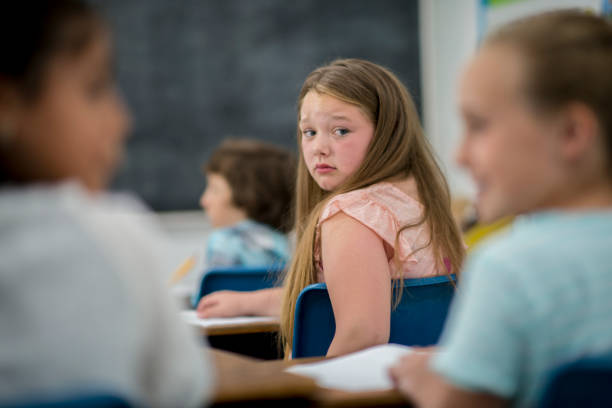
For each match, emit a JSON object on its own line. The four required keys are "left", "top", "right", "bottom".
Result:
{"left": 280, "top": 59, "right": 465, "bottom": 355}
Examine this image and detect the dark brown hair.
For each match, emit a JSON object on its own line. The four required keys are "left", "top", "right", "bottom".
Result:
{"left": 484, "top": 10, "right": 612, "bottom": 177}
{"left": 0, "top": 0, "right": 105, "bottom": 184}
{"left": 205, "top": 139, "right": 296, "bottom": 233}
{"left": 0, "top": 0, "right": 104, "bottom": 100}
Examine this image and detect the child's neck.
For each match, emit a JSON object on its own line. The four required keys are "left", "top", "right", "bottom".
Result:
{"left": 217, "top": 208, "right": 249, "bottom": 229}
{"left": 388, "top": 176, "right": 420, "bottom": 203}
{"left": 542, "top": 180, "right": 612, "bottom": 212}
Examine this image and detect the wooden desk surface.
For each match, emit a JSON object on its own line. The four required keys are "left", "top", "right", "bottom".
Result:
{"left": 202, "top": 318, "right": 280, "bottom": 336}
{"left": 212, "top": 349, "right": 316, "bottom": 403}
{"left": 211, "top": 349, "right": 409, "bottom": 407}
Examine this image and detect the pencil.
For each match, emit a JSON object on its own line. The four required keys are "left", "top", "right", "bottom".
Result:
{"left": 168, "top": 255, "right": 196, "bottom": 285}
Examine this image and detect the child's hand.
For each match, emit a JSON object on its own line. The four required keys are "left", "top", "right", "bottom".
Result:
{"left": 196, "top": 291, "right": 247, "bottom": 318}
{"left": 388, "top": 347, "right": 435, "bottom": 403}
{"left": 388, "top": 347, "right": 506, "bottom": 408}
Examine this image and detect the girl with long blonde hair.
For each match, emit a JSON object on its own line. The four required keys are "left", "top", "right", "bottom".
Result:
{"left": 197, "top": 59, "right": 464, "bottom": 358}
{"left": 279, "top": 58, "right": 464, "bottom": 356}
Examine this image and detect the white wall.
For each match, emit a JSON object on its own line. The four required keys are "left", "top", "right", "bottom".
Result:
{"left": 419, "top": 0, "right": 478, "bottom": 200}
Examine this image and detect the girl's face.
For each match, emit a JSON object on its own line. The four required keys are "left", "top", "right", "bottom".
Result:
{"left": 9, "top": 30, "right": 130, "bottom": 192}
{"left": 299, "top": 91, "right": 374, "bottom": 191}
{"left": 456, "top": 46, "right": 567, "bottom": 222}
{"left": 199, "top": 173, "right": 246, "bottom": 228}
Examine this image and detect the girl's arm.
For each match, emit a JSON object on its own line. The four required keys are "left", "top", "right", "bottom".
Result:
{"left": 321, "top": 212, "right": 392, "bottom": 357}
{"left": 196, "top": 287, "right": 282, "bottom": 318}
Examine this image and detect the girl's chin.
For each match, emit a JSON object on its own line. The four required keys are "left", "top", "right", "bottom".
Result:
{"left": 475, "top": 196, "right": 496, "bottom": 223}
{"left": 314, "top": 178, "right": 337, "bottom": 191}
{"left": 476, "top": 202, "right": 511, "bottom": 224}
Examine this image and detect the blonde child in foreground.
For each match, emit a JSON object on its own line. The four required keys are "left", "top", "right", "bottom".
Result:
{"left": 0, "top": 1, "right": 212, "bottom": 405}
{"left": 199, "top": 58, "right": 465, "bottom": 358}
{"left": 389, "top": 10, "right": 612, "bottom": 408}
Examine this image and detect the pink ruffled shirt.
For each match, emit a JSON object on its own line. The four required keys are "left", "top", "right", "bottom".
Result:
{"left": 314, "top": 181, "right": 442, "bottom": 282}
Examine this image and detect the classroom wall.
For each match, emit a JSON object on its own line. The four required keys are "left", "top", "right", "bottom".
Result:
{"left": 419, "top": 0, "right": 478, "bottom": 200}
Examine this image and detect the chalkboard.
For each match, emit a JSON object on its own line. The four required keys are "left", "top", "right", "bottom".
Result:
{"left": 94, "top": 0, "right": 421, "bottom": 211}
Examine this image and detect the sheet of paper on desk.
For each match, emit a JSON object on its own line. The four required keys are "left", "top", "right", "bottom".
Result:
{"left": 286, "top": 343, "right": 414, "bottom": 391}
{"left": 180, "top": 310, "right": 278, "bottom": 327}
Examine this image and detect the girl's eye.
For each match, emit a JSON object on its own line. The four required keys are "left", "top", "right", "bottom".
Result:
{"left": 464, "top": 115, "right": 487, "bottom": 134}
{"left": 470, "top": 120, "right": 484, "bottom": 131}
{"left": 334, "top": 128, "right": 349, "bottom": 137}
{"left": 302, "top": 129, "right": 316, "bottom": 138}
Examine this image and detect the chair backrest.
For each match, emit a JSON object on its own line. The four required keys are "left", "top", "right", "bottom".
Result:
{"left": 2, "top": 394, "right": 131, "bottom": 408}
{"left": 539, "top": 353, "right": 612, "bottom": 408}
{"left": 292, "top": 274, "right": 456, "bottom": 358}
{"left": 193, "top": 265, "right": 283, "bottom": 305}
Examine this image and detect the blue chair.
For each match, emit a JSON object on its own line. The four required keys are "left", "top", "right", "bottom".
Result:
{"left": 539, "top": 352, "right": 612, "bottom": 408}
{"left": 2, "top": 394, "right": 131, "bottom": 408}
{"left": 292, "top": 274, "right": 456, "bottom": 358}
{"left": 193, "top": 265, "right": 283, "bottom": 306}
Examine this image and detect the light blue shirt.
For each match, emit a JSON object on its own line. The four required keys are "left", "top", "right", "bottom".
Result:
{"left": 433, "top": 211, "right": 612, "bottom": 407}
{"left": 191, "top": 220, "right": 291, "bottom": 307}
{"left": 205, "top": 219, "right": 290, "bottom": 269}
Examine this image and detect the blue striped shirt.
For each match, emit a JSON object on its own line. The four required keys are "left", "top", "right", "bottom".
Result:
{"left": 433, "top": 211, "right": 612, "bottom": 407}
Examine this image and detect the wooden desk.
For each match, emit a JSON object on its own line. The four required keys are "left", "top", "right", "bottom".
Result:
{"left": 199, "top": 318, "right": 281, "bottom": 360}
{"left": 183, "top": 312, "right": 281, "bottom": 359}
{"left": 211, "top": 349, "right": 410, "bottom": 407}
{"left": 197, "top": 318, "right": 280, "bottom": 336}
{"left": 212, "top": 349, "right": 315, "bottom": 406}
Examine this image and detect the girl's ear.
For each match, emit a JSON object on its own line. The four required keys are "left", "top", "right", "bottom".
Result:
{"left": 559, "top": 102, "right": 601, "bottom": 165}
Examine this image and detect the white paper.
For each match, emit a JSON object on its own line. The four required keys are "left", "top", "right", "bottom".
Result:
{"left": 180, "top": 310, "right": 278, "bottom": 328}
{"left": 286, "top": 343, "right": 413, "bottom": 391}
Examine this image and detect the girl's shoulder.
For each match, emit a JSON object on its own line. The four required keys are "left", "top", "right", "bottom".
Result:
{"left": 319, "top": 181, "right": 423, "bottom": 227}
{"left": 315, "top": 180, "right": 438, "bottom": 279}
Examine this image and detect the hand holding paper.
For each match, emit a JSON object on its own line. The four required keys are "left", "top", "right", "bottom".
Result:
{"left": 286, "top": 344, "right": 415, "bottom": 391}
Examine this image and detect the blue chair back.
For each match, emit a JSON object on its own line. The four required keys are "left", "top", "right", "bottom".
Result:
{"left": 193, "top": 265, "right": 283, "bottom": 306}
{"left": 539, "top": 352, "right": 612, "bottom": 408}
{"left": 292, "top": 274, "right": 456, "bottom": 358}
{"left": 2, "top": 394, "right": 130, "bottom": 408}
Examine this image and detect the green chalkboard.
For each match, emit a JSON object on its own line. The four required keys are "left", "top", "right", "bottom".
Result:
{"left": 94, "top": 0, "right": 421, "bottom": 210}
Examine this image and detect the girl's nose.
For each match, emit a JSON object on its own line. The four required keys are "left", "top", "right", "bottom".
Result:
{"left": 313, "top": 135, "right": 331, "bottom": 156}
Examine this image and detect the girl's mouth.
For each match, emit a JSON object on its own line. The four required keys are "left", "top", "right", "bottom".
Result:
{"left": 315, "top": 164, "right": 336, "bottom": 174}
